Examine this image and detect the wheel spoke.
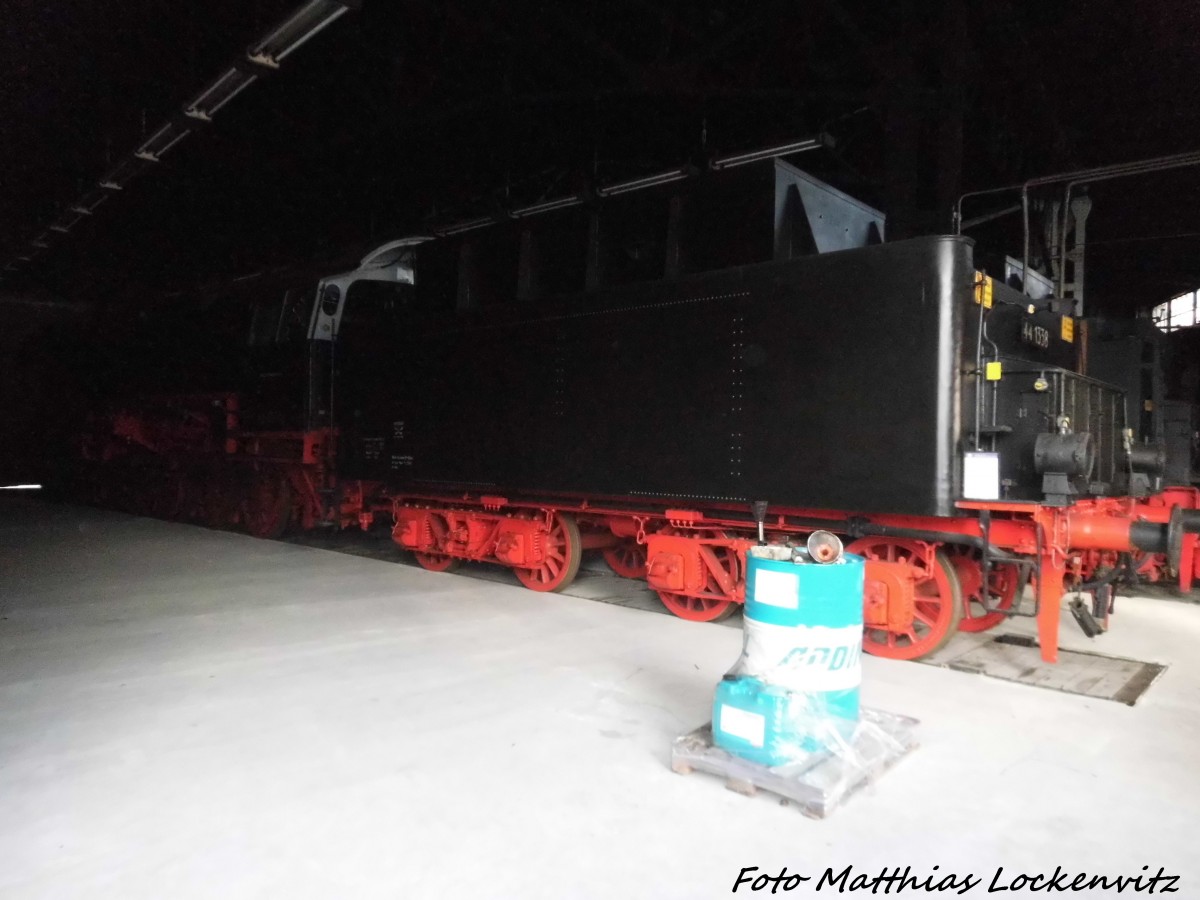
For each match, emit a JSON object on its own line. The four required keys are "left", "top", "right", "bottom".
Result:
{"left": 657, "top": 590, "right": 736, "bottom": 622}
{"left": 604, "top": 540, "right": 648, "bottom": 579}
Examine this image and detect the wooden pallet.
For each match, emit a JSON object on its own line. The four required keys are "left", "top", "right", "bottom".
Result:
{"left": 671, "top": 707, "right": 919, "bottom": 818}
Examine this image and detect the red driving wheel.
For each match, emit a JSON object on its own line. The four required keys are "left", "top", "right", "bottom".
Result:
{"left": 515, "top": 512, "right": 582, "bottom": 592}
{"left": 413, "top": 509, "right": 461, "bottom": 573}
{"left": 946, "top": 545, "right": 1019, "bottom": 633}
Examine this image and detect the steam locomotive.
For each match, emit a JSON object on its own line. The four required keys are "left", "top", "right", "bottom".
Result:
{"left": 75, "top": 146, "right": 1200, "bottom": 663}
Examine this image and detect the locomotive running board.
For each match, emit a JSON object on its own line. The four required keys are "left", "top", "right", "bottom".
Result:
{"left": 920, "top": 634, "right": 1167, "bottom": 706}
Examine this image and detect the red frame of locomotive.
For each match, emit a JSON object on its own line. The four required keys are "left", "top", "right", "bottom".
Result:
{"left": 83, "top": 397, "right": 1200, "bottom": 665}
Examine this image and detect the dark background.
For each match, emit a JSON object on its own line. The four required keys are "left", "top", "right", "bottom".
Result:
{"left": 3, "top": 0, "right": 1200, "bottom": 312}
{"left": 1, "top": 0, "right": 1199, "bottom": 484}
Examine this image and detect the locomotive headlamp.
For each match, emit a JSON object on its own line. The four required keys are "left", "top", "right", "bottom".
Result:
{"left": 1034, "top": 432, "right": 1095, "bottom": 478}
{"left": 1033, "top": 376, "right": 1049, "bottom": 392}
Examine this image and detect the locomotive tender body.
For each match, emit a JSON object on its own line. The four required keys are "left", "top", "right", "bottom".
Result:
{"left": 336, "top": 236, "right": 970, "bottom": 517}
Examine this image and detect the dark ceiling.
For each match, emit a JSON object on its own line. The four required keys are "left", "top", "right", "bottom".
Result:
{"left": 2, "top": 0, "right": 1200, "bottom": 314}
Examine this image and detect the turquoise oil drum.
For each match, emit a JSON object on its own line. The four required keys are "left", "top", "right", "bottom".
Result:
{"left": 712, "top": 546, "right": 865, "bottom": 765}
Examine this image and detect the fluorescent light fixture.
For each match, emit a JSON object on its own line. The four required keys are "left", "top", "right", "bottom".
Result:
{"left": 98, "top": 157, "right": 149, "bottom": 192}
{"left": 248, "top": 0, "right": 353, "bottom": 68}
{"left": 510, "top": 195, "right": 583, "bottom": 218}
{"left": 710, "top": 134, "right": 830, "bottom": 171}
{"left": 596, "top": 169, "right": 689, "bottom": 197}
{"left": 434, "top": 216, "right": 496, "bottom": 237}
{"left": 135, "top": 120, "right": 193, "bottom": 162}
{"left": 0, "top": 484, "right": 42, "bottom": 490}
{"left": 184, "top": 67, "right": 258, "bottom": 121}
{"left": 0, "top": 0, "right": 357, "bottom": 280}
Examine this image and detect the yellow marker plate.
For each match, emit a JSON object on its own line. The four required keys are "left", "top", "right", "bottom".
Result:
{"left": 985, "top": 361, "right": 1003, "bottom": 381}
{"left": 974, "top": 274, "right": 994, "bottom": 309}
{"left": 1061, "top": 316, "right": 1074, "bottom": 342}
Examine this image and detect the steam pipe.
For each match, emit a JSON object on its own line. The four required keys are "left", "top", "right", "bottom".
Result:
{"left": 1021, "top": 151, "right": 1200, "bottom": 300}
{"left": 959, "top": 203, "right": 1022, "bottom": 231}
{"left": 1054, "top": 155, "right": 1200, "bottom": 300}
{"left": 956, "top": 150, "right": 1200, "bottom": 298}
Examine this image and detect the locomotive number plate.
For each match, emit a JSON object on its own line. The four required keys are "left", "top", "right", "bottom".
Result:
{"left": 1020, "top": 319, "right": 1051, "bottom": 350}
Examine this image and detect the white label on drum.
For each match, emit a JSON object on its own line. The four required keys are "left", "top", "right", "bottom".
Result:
{"left": 753, "top": 568, "right": 799, "bottom": 609}
{"left": 718, "top": 705, "right": 765, "bottom": 747}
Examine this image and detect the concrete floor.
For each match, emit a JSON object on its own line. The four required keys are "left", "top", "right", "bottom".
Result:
{"left": 2, "top": 496, "right": 1198, "bottom": 899}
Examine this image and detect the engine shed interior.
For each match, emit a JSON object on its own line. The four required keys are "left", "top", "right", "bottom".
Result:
{"left": 3, "top": 2, "right": 1200, "bottom": 897}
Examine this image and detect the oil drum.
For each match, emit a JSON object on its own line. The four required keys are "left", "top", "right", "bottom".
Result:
{"left": 712, "top": 542, "right": 864, "bottom": 765}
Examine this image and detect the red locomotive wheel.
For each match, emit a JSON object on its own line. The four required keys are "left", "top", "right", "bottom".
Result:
{"left": 848, "top": 538, "right": 962, "bottom": 660}
{"left": 946, "top": 546, "right": 1019, "bottom": 633}
{"left": 515, "top": 512, "right": 582, "bottom": 592}
{"left": 603, "top": 540, "right": 648, "bottom": 579}
{"left": 656, "top": 591, "right": 739, "bottom": 622}
{"left": 414, "top": 552, "right": 462, "bottom": 573}
{"left": 413, "top": 509, "right": 461, "bottom": 573}
{"left": 654, "top": 531, "right": 740, "bottom": 623}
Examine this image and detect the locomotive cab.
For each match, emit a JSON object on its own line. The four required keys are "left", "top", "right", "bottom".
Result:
{"left": 960, "top": 273, "right": 1150, "bottom": 505}
{"left": 305, "top": 238, "right": 426, "bottom": 463}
